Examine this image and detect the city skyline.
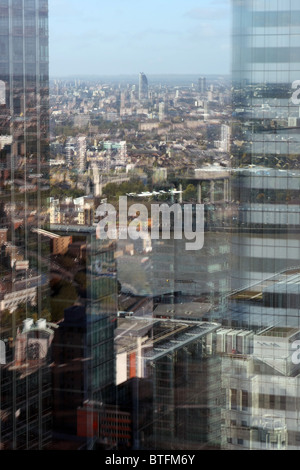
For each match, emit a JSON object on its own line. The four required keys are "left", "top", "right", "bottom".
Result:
{"left": 49, "top": 0, "right": 231, "bottom": 77}
{"left": 4, "top": 0, "right": 300, "bottom": 453}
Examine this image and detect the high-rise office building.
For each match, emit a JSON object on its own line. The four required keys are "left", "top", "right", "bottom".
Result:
{"left": 158, "top": 102, "right": 165, "bottom": 122}
{"left": 0, "top": 0, "right": 49, "bottom": 306}
{"left": 221, "top": 0, "right": 300, "bottom": 451}
{"left": 50, "top": 227, "right": 118, "bottom": 449}
{"left": 0, "top": 0, "right": 50, "bottom": 449}
{"left": 198, "top": 76, "right": 207, "bottom": 94}
{"left": 139, "top": 72, "right": 148, "bottom": 101}
{"left": 77, "top": 135, "right": 87, "bottom": 172}
{"left": 231, "top": 0, "right": 300, "bottom": 313}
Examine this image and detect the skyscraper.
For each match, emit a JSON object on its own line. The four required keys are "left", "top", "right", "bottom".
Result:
{"left": 139, "top": 72, "right": 148, "bottom": 101}
{"left": 50, "top": 226, "right": 118, "bottom": 449}
{"left": 0, "top": 0, "right": 51, "bottom": 449}
{"left": 231, "top": 0, "right": 300, "bottom": 311}
{"left": 222, "top": 0, "right": 300, "bottom": 450}
{"left": 198, "top": 77, "right": 207, "bottom": 94}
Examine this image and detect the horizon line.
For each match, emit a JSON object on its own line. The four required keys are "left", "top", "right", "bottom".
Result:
{"left": 49, "top": 73, "right": 231, "bottom": 79}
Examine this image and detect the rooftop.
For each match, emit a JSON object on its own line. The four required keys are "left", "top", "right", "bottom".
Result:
{"left": 229, "top": 267, "right": 300, "bottom": 303}
{"left": 115, "top": 316, "right": 220, "bottom": 359}
{"left": 153, "top": 302, "right": 212, "bottom": 320}
{"left": 257, "top": 326, "right": 300, "bottom": 338}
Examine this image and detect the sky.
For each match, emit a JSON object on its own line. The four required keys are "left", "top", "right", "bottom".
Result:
{"left": 49, "top": 0, "right": 231, "bottom": 77}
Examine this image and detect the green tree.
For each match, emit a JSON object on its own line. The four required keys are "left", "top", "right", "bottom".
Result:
{"left": 183, "top": 184, "right": 197, "bottom": 201}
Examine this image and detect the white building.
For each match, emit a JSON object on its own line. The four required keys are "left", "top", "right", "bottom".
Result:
{"left": 77, "top": 135, "right": 87, "bottom": 172}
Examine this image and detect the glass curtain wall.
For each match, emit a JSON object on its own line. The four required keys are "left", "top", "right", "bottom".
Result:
{"left": 223, "top": 0, "right": 300, "bottom": 450}
{"left": 0, "top": 0, "right": 50, "bottom": 450}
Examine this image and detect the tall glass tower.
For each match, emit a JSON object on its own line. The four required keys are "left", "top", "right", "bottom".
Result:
{"left": 139, "top": 72, "right": 148, "bottom": 101}
{"left": 221, "top": 0, "right": 300, "bottom": 451}
{"left": 0, "top": 0, "right": 51, "bottom": 449}
{"left": 231, "top": 0, "right": 300, "bottom": 314}
{"left": 0, "top": 0, "right": 49, "bottom": 310}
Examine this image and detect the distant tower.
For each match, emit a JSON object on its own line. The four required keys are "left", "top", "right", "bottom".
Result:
{"left": 220, "top": 124, "right": 231, "bottom": 153}
{"left": 77, "top": 135, "right": 87, "bottom": 172}
{"left": 0, "top": 80, "right": 5, "bottom": 105}
{"left": 159, "top": 102, "right": 165, "bottom": 122}
{"left": 120, "top": 91, "right": 126, "bottom": 115}
{"left": 139, "top": 72, "right": 148, "bottom": 101}
{"left": 198, "top": 77, "right": 207, "bottom": 94}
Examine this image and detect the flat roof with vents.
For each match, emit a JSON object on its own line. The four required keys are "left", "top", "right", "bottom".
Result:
{"left": 153, "top": 302, "right": 212, "bottom": 320}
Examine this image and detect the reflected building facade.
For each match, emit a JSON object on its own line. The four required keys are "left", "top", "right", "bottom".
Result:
{"left": 0, "top": 0, "right": 50, "bottom": 449}
{"left": 231, "top": 0, "right": 300, "bottom": 322}
{"left": 222, "top": 0, "right": 300, "bottom": 451}
{"left": 0, "top": 0, "right": 50, "bottom": 313}
{"left": 50, "top": 227, "right": 118, "bottom": 449}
